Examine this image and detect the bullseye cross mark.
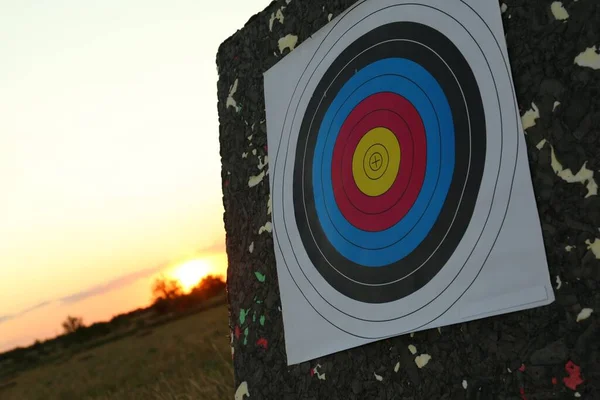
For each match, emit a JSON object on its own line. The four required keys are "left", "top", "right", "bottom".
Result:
{"left": 369, "top": 152, "right": 383, "bottom": 171}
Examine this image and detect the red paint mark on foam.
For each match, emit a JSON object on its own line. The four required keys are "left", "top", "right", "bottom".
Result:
{"left": 234, "top": 325, "right": 241, "bottom": 339}
{"left": 224, "top": 180, "right": 229, "bottom": 187}
{"left": 256, "top": 338, "right": 268, "bottom": 349}
{"left": 264, "top": 145, "right": 268, "bottom": 152}
{"left": 552, "top": 377, "right": 558, "bottom": 385}
{"left": 310, "top": 367, "right": 315, "bottom": 377}
{"left": 519, "top": 387, "right": 527, "bottom": 400}
{"left": 516, "top": 363, "right": 527, "bottom": 400}
{"left": 564, "top": 360, "right": 584, "bottom": 390}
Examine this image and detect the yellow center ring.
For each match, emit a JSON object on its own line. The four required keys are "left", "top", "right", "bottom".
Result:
{"left": 352, "top": 127, "right": 401, "bottom": 197}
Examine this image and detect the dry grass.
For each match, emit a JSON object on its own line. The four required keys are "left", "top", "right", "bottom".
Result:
{"left": 2, "top": 304, "right": 233, "bottom": 400}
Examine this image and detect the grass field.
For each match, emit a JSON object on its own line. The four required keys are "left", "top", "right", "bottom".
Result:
{"left": 0, "top": 304, "right": 234, "bottom": 400}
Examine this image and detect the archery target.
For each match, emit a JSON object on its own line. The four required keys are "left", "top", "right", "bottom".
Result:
{"left": 268, "top": 0, "right": 521, "bottom": 339}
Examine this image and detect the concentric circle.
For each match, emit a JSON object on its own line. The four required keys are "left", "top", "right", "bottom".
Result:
{"left": 298, "top": 25, "right": 472, "bottom": 288}
{"left": 364, "top": 146, "right": 387, "bottom": 177}
{"left": 271, "top": 0, "right": 519, "bottom": 338}
{"left": 353, "top": 127, "right": 400, "bottom": 196}
{"left": 335, "top": 93, "right": 426, "bottom": 221}
{"left": 321, "top": 66, "right": 452, "bottom": 241}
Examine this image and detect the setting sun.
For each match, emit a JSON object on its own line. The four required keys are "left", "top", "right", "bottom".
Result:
{"left": 171, "top": 259, "right": 211, "bottom": 292}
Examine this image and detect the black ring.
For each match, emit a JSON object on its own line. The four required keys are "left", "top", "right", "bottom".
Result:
{"left": 293, "top": 22, "right": 486, "bottom": 303}
{"left": 271, "top": 1, "right": 518, "bottom": 337}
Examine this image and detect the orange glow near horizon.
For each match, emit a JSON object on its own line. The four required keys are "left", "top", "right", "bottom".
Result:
{"left": 0, "top": 0, "right": 269, "bottom": 354}
{"left": 0, "top": 252, "right": 229, "bottom": 353}
{"left": 170, "top": 259, "right": 214, "bottom": 292}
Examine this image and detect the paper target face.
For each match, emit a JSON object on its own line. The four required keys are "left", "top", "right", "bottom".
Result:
{"left": 267, "top": 0, "right": 523, "bottom": 340}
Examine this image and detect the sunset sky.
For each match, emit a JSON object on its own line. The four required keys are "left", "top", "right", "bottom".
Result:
{"left": 0, "top": 0, "right": 270, "bottom": 352}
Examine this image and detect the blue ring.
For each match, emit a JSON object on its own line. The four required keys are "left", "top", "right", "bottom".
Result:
{"left": 318, "top": 74, "right": 442, "bottom": 250}
{"left": 311, "top": 58, "right": 455, "bottom": 267}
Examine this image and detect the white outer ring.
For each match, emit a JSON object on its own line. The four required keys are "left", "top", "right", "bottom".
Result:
{"left": 272, "top": 0, "right": 518, "bottom": 338}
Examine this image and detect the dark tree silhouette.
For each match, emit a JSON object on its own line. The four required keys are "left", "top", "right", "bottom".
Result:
{"left": 190, "top": 275, "right": 226, "bottom": 300}
{"left": 151, "top": 274, "right": 184, "bottom": 301}
{"left": 150, "top": 273, "right": 225, "bottom": 314}
{"left": 151, "top": 274, "right": 184, "bottom": 314}
{"left": 61, "top": 315, "right": 85, "bottom": 334}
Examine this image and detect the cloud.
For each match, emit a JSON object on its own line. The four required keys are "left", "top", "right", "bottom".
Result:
{"left": 0, "top": 314, "right": 14, "bottom": 324}
{"left": 58, "top": 264, "right": 165, "bottom": 305}
{"left": 21, "top": 300, "right": 53, "bottom": 314}
{"left": 0, "top": 300, "right": 54, "bottom": 325}
{"left": 0, "top": 264, "right": 166, "bottom": 326}
{"left": 0, "top": 242, "right": 228, "bottom": 326}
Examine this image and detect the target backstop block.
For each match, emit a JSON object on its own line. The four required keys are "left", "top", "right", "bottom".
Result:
{"left": 216, "top": 1, "right": 575, "bottom": 399}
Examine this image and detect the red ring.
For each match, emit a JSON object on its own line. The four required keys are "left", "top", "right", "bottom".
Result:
{"left": 341, "top": 110, "right": 412, "bottom": 211}
{"left": 331, "top": 92, "right": 426, "bottom": 232}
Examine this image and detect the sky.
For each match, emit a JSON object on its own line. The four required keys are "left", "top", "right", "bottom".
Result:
{"left": 0, "top": 0, "right": 271, "bottom": 352}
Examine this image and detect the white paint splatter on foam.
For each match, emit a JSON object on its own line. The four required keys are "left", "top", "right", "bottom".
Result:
{"left": 462, "top": 380, "right": 468, "bottom": 390}
{"left": 328, "top": 13, "right": 333, "bottom": 22}
{"left": 585, "top": 238, "right": 600, "bottom": 259}
{"left": 550, "top": 146, "right": 598, "bottom": 198}
{"left": 394, "top": 362, "right": 400, "bottom": 372}
{"left": 259, "top": 221, "right": 272, "bottom": 235}
{"left": 269, "top": 8, "right": 285, "bottom": 32}
{"left": 521, "top": 103, "right": 540, "bottom": 132}
{"left": 249, "top": 241, "right": 254, "bottom": 254}
{"left": 235, "top": 381, "right": 249, "bottom": 400}
{"left": 257, "top": 155, "right": 269, "bottom": 170}
{"left": 278, "top": 34, "right": 298, "bottom": 54}
{"left": 536, "top": 139, "right": 547, "bottom": 150}
{"left": 565, "top": 245, "right": 575, "bottom": 252}
{"left": 575, "top": 46, "right": 600, "bottom": 70}
{"left": 551, "top": 2, "right": 569, "bottom": 21}
{"left": 242, "top": 152, "right": 248, "bottom": 159}
{"left": 226, "top": 79, "right": 241, "bottom": 112}
{"left": 267, "top": 193, "right": 272, "bottom": 215}
{"left": 576, "top": 308, "right": 593, "bottom": 322}
{"left": 500, "top": 3, "right": 508, "bottom": 13}
{"left": 575, "top": 392, "right": 581, "bottom": 398}
{"left": 415, "top": 354, "right": 432, "bottom": 369}
{"left": 313, "top": 364, "right": 326, "bottom": 380}
{"left": 553, "top": 101, "right": 561, "bottom": 111}
{"left": 248, "top": 171, "right": 266, "bottom": 188}
{"left": 374, "top": 372, "right": 383, "bottom": 381}
{"left": 408, "top": 345, "right": 417, "bottom": 355}
{"left": 252, "top": 149, "right": 257, "bottom": 156}
{"left": 555, "top": 275, "right": 562, "bottom": 290}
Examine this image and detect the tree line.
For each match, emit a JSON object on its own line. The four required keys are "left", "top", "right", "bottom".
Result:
{"left": 0, "top": 274, "right": 226, "bottom": 371}
{"left": 62, "top": 273, "right": 226, "bottom": 334}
